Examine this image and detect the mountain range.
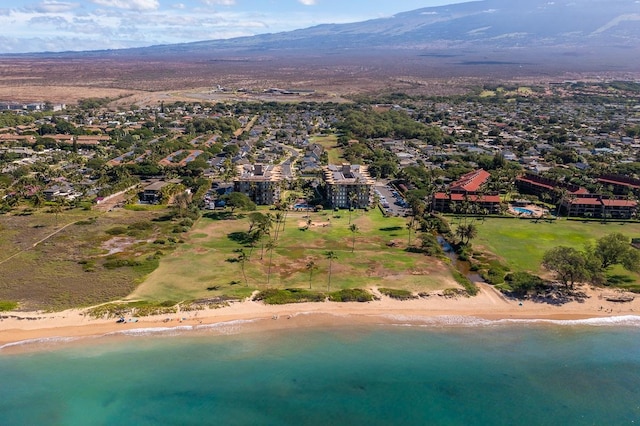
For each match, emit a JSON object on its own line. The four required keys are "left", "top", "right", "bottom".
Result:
{"left": 94, "top": 0, "right": 633, "bottom": 64}
{"left": 6, "top": 0, "right": 640, "bottom": 87}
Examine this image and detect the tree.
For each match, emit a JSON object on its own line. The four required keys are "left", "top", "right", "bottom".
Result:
{"left": 349, "top": 224, "right": 359, "bottom": 252}
{"left": 265, "top": 239, "right": 277, "bottom": 285}
{"left": 348, "top": 191, "right": 358, "bottom": 224}
{"left": 173, "top": 191, "right": 191, "bottom": 217}
{"left": 306, "top": 259, "right": 318, "bottom": 289}
{"left": 223, "top": 192, "right": 256, "bottom": 212}
{"left": 542, "top": 246, "right": 589, "bottom": 288}
{"left": 237, "top": 249, "right": 249, "bottom": 286}
{"left": 595, "top": 233, "right": 636, "bottom": 270}
{"left": 325, "top": 250, "right": 338, "bottom": 291}
{"left": 455, "top": 223, "right": 478, "bottom": 246}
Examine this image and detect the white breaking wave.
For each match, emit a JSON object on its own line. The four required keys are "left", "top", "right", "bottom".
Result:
{"left": 381, "top": 315, "right": 640, "bottom": 328}
{"left": 0, "top": 336, "right": 79, "bottom": 351}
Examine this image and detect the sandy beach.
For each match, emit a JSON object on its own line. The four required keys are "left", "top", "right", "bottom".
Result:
{"left": 1, "top": 284, "right": 639, "bottom": 349}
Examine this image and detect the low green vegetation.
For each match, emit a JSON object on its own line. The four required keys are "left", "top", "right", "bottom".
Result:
{"left": 0, "top": 300, "right": 18, "bottom": 311}
{"left": 254, "top": 288, "right": 326, "bottom": 305}
{"left": 379, "top": 288, "right": 417, "bottom": 300}
{"left": 86, "top": 300, "right": 179, "bottom": 319}
{"left": 328, "top": 289, "right": 374, "bottom": 302}
{"left": 451, "top": 270, "right": 478, "bottom": 296}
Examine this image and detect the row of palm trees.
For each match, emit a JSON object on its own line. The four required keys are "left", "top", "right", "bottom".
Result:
{"left": 236, "top": 207, "right": 360, "bottom": 290}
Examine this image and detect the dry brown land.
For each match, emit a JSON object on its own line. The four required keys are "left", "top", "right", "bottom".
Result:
{"left": 3, "top": 52, "right": 639, "bottom": 106}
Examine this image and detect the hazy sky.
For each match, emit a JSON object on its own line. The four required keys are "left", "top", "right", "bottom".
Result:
{"left": 1, "top": 0, "right": 471, "bottom": 53}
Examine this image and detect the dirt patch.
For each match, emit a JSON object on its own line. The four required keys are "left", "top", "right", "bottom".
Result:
{"left": 101, "top": 236, "right": 151, "bottom": 256}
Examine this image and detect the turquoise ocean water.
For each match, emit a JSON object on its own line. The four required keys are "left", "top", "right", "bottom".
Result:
{"left": 1, "top": 317, "right": 640, "bottom": 425}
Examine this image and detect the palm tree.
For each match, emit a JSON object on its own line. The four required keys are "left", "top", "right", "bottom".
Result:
{"left": 406, "top": 220, "right": 415, "bottom": 247}
{"left": 325, "top": 250, "right": 338, "bottom": 292}
{"left": 31, "top": 191, "right": 45, "bottom": 208}
{"left": 555, "top": 188, "right": 568, "bottom": 218}
{"left": 265, "top": 239, "right": 277, "bottom": 285}
{"left": 237, "top": 249, "right": 249, "bottom": 286}
{"left": 348, "top": 191, "right": 358, "bottom": 224}
{"left": 349, "top": 223, "right": 359, "bottom": 252}
{"left": 273, "top": 211, "right": 284, "bottom": 240}
{"left": 306, "top": 259, "right": 318, "bottom": 289}
{"left": 455, "top": 223, "right": 478, "bottom": 246}
{"left": 51, "top": 200, "right": 63, "bottom": 224}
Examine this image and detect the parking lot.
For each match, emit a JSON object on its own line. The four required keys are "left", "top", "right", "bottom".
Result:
{"left": 375, "top": 183, "right": 409, "bottom": 217}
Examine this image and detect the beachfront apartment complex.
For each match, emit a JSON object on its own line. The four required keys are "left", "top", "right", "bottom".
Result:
{"left": 323, "top": 163, "right": 375, "bottom": 209}
{"left": 234, "top": 164, "right": 283, "bottom": 205}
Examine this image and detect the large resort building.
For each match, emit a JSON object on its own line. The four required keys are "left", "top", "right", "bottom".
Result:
{"left": 323, "top": 164, "right": 375, "bottom": 209}
{"left": 431, "top": 169, "right": 501, "bottom": 214}
{"left": 516, "top": 172, "right": 637, "bottom": 219}
{"left": 234, "top": 164, "right": 283, "bottom": 205}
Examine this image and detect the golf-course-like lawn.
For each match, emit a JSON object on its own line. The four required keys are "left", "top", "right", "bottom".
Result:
{"left": 471, "top": 217, "right": 640, "bottom": 279}
{"left": 131, "top": 208, "right": 457, "bottom": 302}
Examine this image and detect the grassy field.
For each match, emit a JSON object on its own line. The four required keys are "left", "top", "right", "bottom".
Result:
{"left": 130, "top": 208, "right": 457, "bottom": 302}
{"left": 469, "top": 216, "right": 640, "bottom": 280}
{"left": 0, "top": 206, "right": 182, "bottom": 310}
{"left": 311, "top": 134, "right": 345, "bottom": 164}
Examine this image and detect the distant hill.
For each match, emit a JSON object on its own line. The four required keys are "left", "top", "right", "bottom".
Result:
{"left": 6, "top": 0, "right": 640, "bottom": 75}
{"left": 113, "top": 0, "right": 640, "bottom": 57}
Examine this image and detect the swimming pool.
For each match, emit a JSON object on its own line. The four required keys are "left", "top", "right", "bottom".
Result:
{"left": 513, "top": 207, "right": 534, "bottom": 215}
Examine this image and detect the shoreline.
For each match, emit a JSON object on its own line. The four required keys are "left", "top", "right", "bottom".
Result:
{"left": 2, "top": 284, "right": 639, "bottom": 351}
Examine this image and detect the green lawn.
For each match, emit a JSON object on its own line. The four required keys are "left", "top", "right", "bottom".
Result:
{"left": 130, "top": 208, "right": 457, "bottom": 302}
{"left": 470, "top": 217, "right": 640, "bottom": 279}
{"left": 311, "top": 134, "right": 345, "bottom": 164}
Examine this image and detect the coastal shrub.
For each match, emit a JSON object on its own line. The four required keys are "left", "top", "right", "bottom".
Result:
{"left": 0, "top": 300, "right": 18, "bottom": 311}
{"left": 418, "top": 233, "right": 445, "bottom": 257}
{"left": 179, "top": 218, "right": 194, "bottom": 228}
{"left": 452, "top": 270, "right": 478, "bottom": 296}
{"left": 504, "top": 272, "right": 547, "bottom": 296}
{"left": 481, "top": 260, "right": 509, "bottom": 285}
{"left": 379, "top": 288, "right": 417, "bottom": 300}
{"left": 86, "top": 301, "right": 177, "bottom": 319}
{"left": 443, "top": 288, "right": 468, "bottom": 298}
{"left": 129, "top": 221, "right": 153, "bottom": 231}
{"left": 78, "top": 259, "right": 96, "bottom": 272}
{"left": 103, "top": 257, "right": 141, "bottom": 269}
{"left": 106, "top": 226, "right": 128, "bottom": 235}
{"left": 75, "top": 217, "right": 97, "bottom": 226}
{"left": 329, "top": 289, "right": 374, "bottom": 302}
{"left": 254, "top": 289, "right": 326, "bottom": 305}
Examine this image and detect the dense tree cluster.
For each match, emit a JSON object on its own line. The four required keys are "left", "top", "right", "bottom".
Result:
{"left": 337, "top": 109, "right": 447, "bottom": 141}
{"left": 542, "top": 233, "right": 640, "bottom": 288}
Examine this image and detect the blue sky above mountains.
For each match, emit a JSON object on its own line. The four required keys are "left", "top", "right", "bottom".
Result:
{"left": 1, "top": 0, "right": 468, "bottom": 53}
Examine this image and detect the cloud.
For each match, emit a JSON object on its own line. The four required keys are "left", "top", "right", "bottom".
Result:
{"left": 91, "top": 0, "right": 159, "bottom": 11}
{"left": 298, "top": 0, "right": 317, "bottom": 5}
{"left": 33, "top": 1, "right": 81, "bottom": 13}
{"left": 201, "top": 0, "right": 236, "bottom": 5}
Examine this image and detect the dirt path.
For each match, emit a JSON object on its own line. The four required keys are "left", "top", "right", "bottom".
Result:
{"left": 0, "top": 220, "right": 79, "bottom": 266}
{"left": 477, "top": 283, "right": 511, "bottom": 305}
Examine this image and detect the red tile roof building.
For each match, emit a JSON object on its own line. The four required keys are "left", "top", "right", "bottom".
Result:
{"left": 561, "top": 194, "right": 637, "bottom": 219}
{"left": 431, "top": 169, "right": 501, "bottom": 214}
